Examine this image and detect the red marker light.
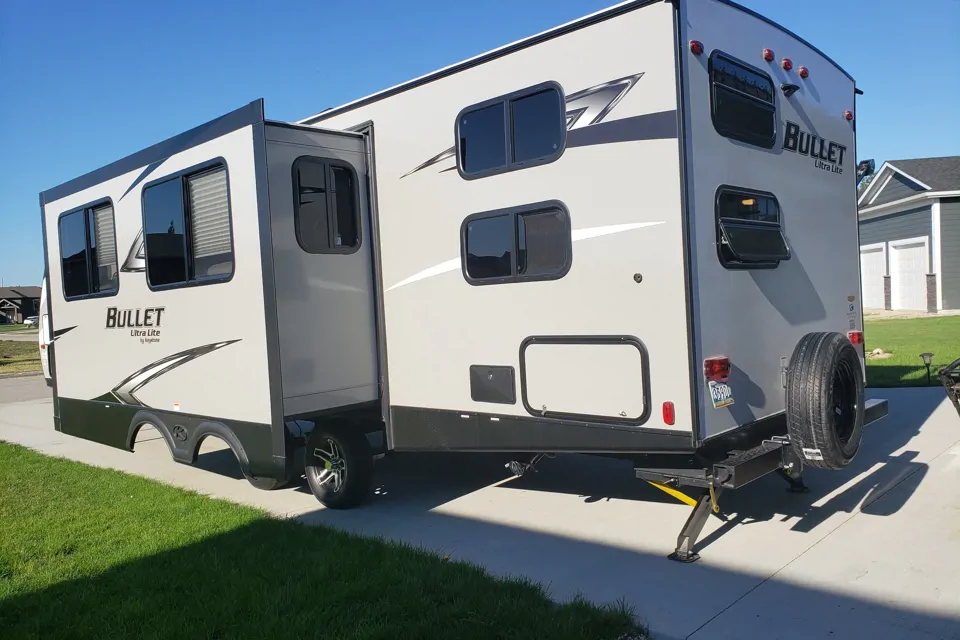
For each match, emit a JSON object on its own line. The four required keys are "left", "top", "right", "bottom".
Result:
{"left": 798, "top": 66, "right": 809, "bottom": 79}
{"left": 844, "top": 110, "right": 854, "bottom": 121}
{"left": 848, "top": 331, "right": 864, "bottom": 345}
{"left": 762, "top": 48, "right": 775, "bottom": 62}
{"left": 704, "top": 356, "right": 731, "bottom": 383}
{"left": 689, "top": 40, "right": 704, "bottom": 55}
{"left": 781, "top": 58, "right": 793, "bottom": 71}
{"left": 662, "top": 402, "right": 676, "bottom": 426}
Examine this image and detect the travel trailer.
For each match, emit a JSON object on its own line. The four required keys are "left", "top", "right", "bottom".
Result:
{"left": 38, "top": 0, "right": 887, "bottom": 562}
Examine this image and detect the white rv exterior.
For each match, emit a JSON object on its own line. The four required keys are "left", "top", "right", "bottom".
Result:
{"left": 39, "top": 0, "right": 887, "bottom": 549}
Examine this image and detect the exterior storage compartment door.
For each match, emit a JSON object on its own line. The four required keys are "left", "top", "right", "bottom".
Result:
{"left": 520, "top": 336, "right": 650, "bottom": 425}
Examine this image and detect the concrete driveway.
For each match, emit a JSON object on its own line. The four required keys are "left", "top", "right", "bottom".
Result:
{"left": 1, "top": 377, "right": 958, "bottom": 640}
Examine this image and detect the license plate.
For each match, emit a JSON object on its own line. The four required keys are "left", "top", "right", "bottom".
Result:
{"left": 709, "top": 380, "right": 735, "bottom": 408}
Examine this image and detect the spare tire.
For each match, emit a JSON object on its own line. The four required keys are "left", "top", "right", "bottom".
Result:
{"left": 786, "top": 332, "right": 865, "bottom": 470}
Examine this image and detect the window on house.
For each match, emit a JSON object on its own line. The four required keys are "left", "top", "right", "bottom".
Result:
{"left": 716, "top": 187, "right": 790, "bottom": 268}
{"left": 710, "top": 52, "right": 776, "bottom": 148}
{"left": 142, "top": 163, "right": 234, "bottom": 289}
{"left": 294, "top": 157, "right": 361, "bottom": 253}
{"left": 58, "top": 201, "right": 118, "bottom": 299}
{"left": 462, "top": 202, "right": 571, "bottom": 284}
{"left": 458, "top": 83, "right": 565, "bottom": 179}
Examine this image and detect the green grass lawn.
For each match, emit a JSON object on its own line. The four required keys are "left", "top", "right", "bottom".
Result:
{"left": 0, "top": 324, "right": 34, "bottom": 334}
{"left": 0, "top": 340, "right": 40, "bottom": 376}
{"left": 864, "top": 316, "right": 960, "bottom": 388}
{"left": 0, "top": 443, "right": 644, "bottom": 640}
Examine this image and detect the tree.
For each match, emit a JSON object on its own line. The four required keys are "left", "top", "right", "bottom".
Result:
{"left": 857, "top": 171, "right": 876, "bottom": 195}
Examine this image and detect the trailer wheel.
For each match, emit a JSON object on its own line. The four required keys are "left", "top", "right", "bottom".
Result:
{"left": 304, "top": 421, "right": 373, "bottom": 509}
{"left": 245, "top": 476, "right": 288, "bottom": 491}
{"left": 786, "top": 332, "right": 865, "bottom": 470}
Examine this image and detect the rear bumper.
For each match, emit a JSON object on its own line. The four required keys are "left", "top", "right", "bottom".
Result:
{"left": 864, "top": 397, "right": 888, "bottom": 426}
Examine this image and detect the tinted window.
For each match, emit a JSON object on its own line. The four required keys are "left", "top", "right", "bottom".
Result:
{"left": 59, "top": 210, "right": 90, "bottom": 298}
{"left": 511, "top": 89, "right": 564, "bottom": 164}
{"left": 143, "top": 177, "right": 188, "bottom": 286}
{"left": 58, "top": 202, "right": 119, "bottom": 300}
{"left": 459, "top": 104, "right": 506, "bottom": 174}
{"left": 294, "top": 157, "right": 360, "bottom": 253}
{"left": 143, "top": 163, "right": 233, "bottom": 289}
{"left": 458, "top": 83, "right": 565, "bottom": 179}
{"left": 465, "top": 214, "right": 513, "bottom": 280}
{"left": 716, "top": 188, "right": 789, "bottom": 268}
{"left": 462, "top": 202, "right": 571, "bottom": 284}
{"left": 710, "top": 52, "right": 776, "bottom": 148}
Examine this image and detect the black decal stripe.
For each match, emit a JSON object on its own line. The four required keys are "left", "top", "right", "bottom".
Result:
{"left": 566, "top": 111, "right": 678, "bottom": 148}
{"left": 94, "top": 340, "right": 241, "bottom": 407}
{"left": 53, "top": 326, "right": 76, "bottom": 338}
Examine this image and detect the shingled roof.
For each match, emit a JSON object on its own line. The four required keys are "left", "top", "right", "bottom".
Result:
{"left": 886, "top": 156, "right": 960, "bottom": 192}
{"left": 0, "top": 287, "right": 42, "bottom": 300}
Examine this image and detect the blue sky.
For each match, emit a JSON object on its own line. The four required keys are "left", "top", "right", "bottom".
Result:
{"left": 2, "top": 0, "right": 958, "bottom": 286}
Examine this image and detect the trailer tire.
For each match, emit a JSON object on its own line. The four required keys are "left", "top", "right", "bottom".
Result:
{"left": 786, "top": 332, "right": 865, "bottom": 470}
{"left": 304, "top": 421, "right": 373, "bottom": 509}
{"left": 246, "top": 476, "right": 288, "bottom": 491}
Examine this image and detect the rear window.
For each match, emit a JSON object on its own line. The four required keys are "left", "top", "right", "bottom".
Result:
{"left": 716, "top": 187, "right": 789, "bottom": 268}
{"left": 709, "top": 52, "right": 776, "bottom": 148}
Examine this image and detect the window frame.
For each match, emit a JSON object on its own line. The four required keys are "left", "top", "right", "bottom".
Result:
{"left": 708, "top": 50, "right": 777, "bottom": 149}
{"left": 456, "top": 81, "right": 567, "bottom": 181}
{"left": 291, "top": 155, "right": 363, "bottom": 255}
{"left": 460, "top": 200, "right": 572, "bottom": 286}
{"left": 57, "top": 197, "right": 120, "bottom": 301}
{"left": 140, "top": 157, "right": 235, "bottom": 292}
{"left": 714, "top": 185, "right": 790, "bottom": 270}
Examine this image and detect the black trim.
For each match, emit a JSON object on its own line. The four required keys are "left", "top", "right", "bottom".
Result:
{"left": 455, "top": 81, "right": 566, "bottom": 180}
{"left": 41, "top": 100, "right": 264, "bottom": 204}
{"left": 57, "top": 397, "right": 283, "bottom": 481}
{"left": 519, "top": 335, "right": 652, "bottom": 426}
{"left": 291, "top": 156, "right": 363, "bottom": 255}
{"left": 460, "top": 200, "right": 572, "bottom": 286}
{"left": 252, "top": 122, "right": 292, "bottom": 481}
{"left": 350, "top": 121, "right": 393, "bottom": 447}
{"left": 714, "top": 185, "right": 790, "bottom": 269}
{"left": 140, "top": 157, "right": 236, "bottom": 291}
{"left": 52, "top": 326, "right": 76, "bottom": 338}
{"left": 57, "top": 197, "right": 120, "bottom": 302}
{"left": 299, "top": 0, "right": 853, "bottom": 126}
{"left": 390, "top": 405, "right": 693, "bottom": 453}
{"left": 469, "top": 365, "right": 517, "bottom": 405}
{"left": 672, "top": 1, "right": 702, "bottom": 449}
{"left": 708, "top": 50, "right": 777, "bottom": 149}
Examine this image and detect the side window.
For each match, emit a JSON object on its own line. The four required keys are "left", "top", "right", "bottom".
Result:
{"left": 293, "top": 157, "right": 361, "bottom": 254}
{"left": 58, "top": 201, "right": 118, "bottom": 300}
{"left": 709, "top": 52, "right": 776, "bottom": 148}
{"left": 715, "top": 187, "right": 790, "bottom": 269}
{"left": 462, "top": 201, "right": 571, "bottom": 285}
{"left": 457, "top": 82, "right": 565, "bottom": 179}
{"left": 142, "top": 163, "right": 234, "bottom": 289}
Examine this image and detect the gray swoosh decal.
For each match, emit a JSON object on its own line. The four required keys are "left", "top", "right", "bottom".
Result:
{"left": 566, "top": 111, "right": 678, "bottom": 148}
{"left": 93, "top": 340, "right": 240, "bottom": 407}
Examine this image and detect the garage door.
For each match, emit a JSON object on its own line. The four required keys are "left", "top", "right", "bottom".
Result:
{"left": 890, "top": 239, "right": 928, "bottom": 311}
{"left": 859, "top": 246, "right": 885, "bottom": 309}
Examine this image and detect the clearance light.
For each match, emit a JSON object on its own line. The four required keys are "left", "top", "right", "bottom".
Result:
{"left": 798, "top": 66, "right": 809, "bottom": 79}
{"left": 844, "top": 110, "right": 854, "bottom": 121}
{"left": 704, "top": 356, "right": 731, "bottom": 382}
{"left": 762, "top": 48, "right": 775, "bottom": 62}
{"left": 848, "top": 331, "right": 864, "bottom": 345}
{"left": 662, "top": 402, "right": 676, "bottom": 426}
{"left": 781, "top": 58, "right": 793, "bottom": 71}
{"left": 690, "top": 40, "right": 704, "bottom": 55}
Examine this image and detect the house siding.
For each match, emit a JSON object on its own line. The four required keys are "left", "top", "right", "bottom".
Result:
{"left": 859, "top": 205, "right": 932, "bottom": 272}
{"left": 871, "top": 172, "right": 926, "bottom": 206}
{"left": 940, "top": 197, "right": 960, "bottom": 310}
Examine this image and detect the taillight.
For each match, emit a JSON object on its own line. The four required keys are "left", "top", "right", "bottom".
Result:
{"left": 762, "top": 48, "right": 775, "bottom": 62}
{"left": 662, "top": 402, "right": 675, "bottom": 426}
{"left": 689, "top": 40, "right": 704, "bottom": 55}
{"left": 704, "top": 356, "right": 731, "bottom": 382}
{"left": 848, "top": 331, "right": 864, "bottom": 345}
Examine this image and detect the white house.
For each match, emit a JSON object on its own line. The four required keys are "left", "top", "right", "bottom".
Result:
{"left": 857, "top": 156, "right": 960, "bottom": 312}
